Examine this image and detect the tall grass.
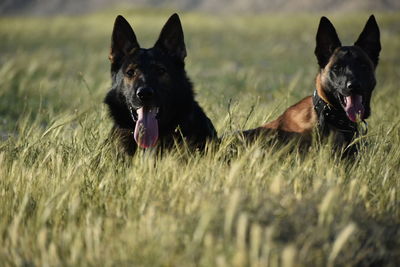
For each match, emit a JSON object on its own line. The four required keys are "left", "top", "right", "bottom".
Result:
{"left": 0, "top": 10, "right": 399, "bottom": 266}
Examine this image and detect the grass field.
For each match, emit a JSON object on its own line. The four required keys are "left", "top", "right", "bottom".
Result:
{"left": 1, "top": 9, "right": 400, "bottom": 266}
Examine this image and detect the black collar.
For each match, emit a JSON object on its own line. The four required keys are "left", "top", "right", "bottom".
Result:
{"left": 312, "top": 90, "right": 367, "bottom": 136}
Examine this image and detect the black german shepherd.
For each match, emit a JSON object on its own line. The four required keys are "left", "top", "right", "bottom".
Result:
{"left": 243, "top": 15, "right": 381, "bottom": 153}
{"left": 105, "top": 14, "right": 217, "bottom": 155}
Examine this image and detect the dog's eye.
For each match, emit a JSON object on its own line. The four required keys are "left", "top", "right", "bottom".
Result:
{"left": 126, "top": 69, "right": 135, "bottom": 78}
{"left": 332, "top": 65, "right": 341, "bottom": 72}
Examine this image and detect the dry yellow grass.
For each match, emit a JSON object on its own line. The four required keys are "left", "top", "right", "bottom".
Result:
{"left": 0, "top": 10, "right": 399, "bottom": 266}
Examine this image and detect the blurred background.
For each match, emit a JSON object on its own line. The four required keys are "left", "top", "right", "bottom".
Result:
{"left": 1, "top": 0, "right": 400, "bottom": 15}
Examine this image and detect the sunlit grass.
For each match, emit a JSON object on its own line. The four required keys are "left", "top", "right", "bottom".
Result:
{"left": 0, "top": 9, "right": 399, "bottom": 266}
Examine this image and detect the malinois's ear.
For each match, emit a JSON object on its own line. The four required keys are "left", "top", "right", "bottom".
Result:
{"left": 155, "top": 13, "right": 187, "bottom": 61}
{"left": 109, "top": 15, "right": 140, "bottom": 64}
{"left": 354, "top": 15, "right": 381, "bottom": 67}
{"left": 314, "top": 16, "right": 342, "bottom": 68}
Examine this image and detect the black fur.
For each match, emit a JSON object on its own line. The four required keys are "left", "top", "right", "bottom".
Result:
{"left": 104, "top": 14, "right": 217, "bottom": 155}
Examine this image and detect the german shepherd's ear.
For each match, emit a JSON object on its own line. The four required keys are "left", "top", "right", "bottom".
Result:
{"left": 155, "top": 13, "right": 187, "bottom": 61}
{"left": 109, "top": 15, "right": 140, "bottom": 65}
{"left": 314, "top": 17, "right": 342, "bottom": 68}
{"left": 354, "top": 15, "right": 381, "bottom": 67}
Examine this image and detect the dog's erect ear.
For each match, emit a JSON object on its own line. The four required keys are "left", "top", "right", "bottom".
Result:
{"left": 354, "top": 15, "right": 381, "bottom": 67}
{"left": 314, "top": 17, "right": 342, "bottom": 68}
{"left": 155, "top": 13, "right": 187, "bottom": 61}
{"left": 109, "top": 15, "right": 140, "bottom": 64}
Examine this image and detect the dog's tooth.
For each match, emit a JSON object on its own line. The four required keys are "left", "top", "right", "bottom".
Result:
{"left": 149, "top": 107, "right": 159, "bottom": 114}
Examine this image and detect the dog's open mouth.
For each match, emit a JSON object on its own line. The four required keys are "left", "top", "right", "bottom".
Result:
{"left": 338, "top": 94, "right": 365, "bottom": 122}
{"left": 134, "top": 107, "right": 159, "bottom": 148}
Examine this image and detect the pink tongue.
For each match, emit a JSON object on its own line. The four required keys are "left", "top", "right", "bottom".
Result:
{"left": 134, "top": 107, "right": 159, "bottom": 148}
{"left": 344, "top": 95, "right": 364, "bottom": 122}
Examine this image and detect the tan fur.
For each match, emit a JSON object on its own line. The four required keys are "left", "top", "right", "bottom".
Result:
{"left": 108, "top": 49, "right": 114, "bottom": 63}
{"left": 262, "top": 96, "right": 317, "bottom": 136}
{"left": 316, "top": 72, "right": 332, "bottom": 106}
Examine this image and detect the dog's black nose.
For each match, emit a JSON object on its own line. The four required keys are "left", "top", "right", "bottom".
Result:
{"left": 346, "top": 81, "right": 360, "bottom": 90}
{"left": 136, "top": 87, "right": 154, "bottom": 101}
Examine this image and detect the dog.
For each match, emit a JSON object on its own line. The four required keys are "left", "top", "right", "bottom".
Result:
{"left": 104, "top": 14, "right": 217, "bottom": 155}
{"left": 242, "top": 15, "right": 381, "bottom": 154}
